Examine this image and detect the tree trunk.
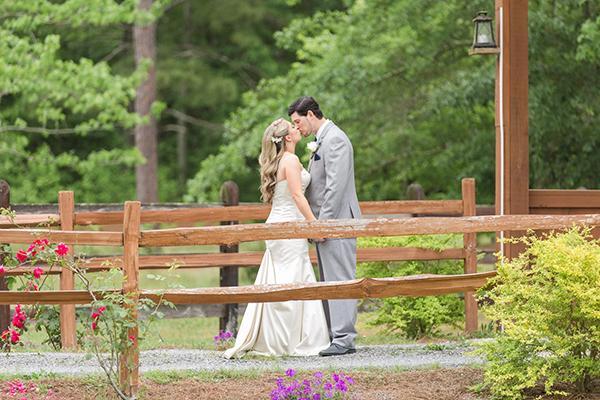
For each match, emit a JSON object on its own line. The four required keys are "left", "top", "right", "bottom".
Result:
{"left": 134, "top": 0, "right": 159, "bottom": 202}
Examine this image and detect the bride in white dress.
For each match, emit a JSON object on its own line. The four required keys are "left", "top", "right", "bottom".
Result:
{"left": 223, "top": 118, "right": 330, "bottom": 359}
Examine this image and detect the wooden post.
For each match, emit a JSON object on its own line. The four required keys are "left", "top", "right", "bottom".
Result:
{"left": 495, "top": 0, "right": 529, "bottom": 259}
{"left": 0, "top": 180, "right": 10, "bottom": 331}
{"left": 58, "top": 191, "right": 77, "bottom": 349}
{"left": 462, "top": 178, "right": 478, "bottom": 333}
{"left": 219, "top": 181, "right": 239, "bottom": 335}
{"left": 119, "top": 201, "right": 141, "bottom": 396}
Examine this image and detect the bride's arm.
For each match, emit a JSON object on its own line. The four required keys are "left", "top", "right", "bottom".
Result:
{"left": 282, "top": 155, "right": 317, "bottom": 222}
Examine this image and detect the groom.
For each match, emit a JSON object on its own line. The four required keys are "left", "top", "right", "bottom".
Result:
{"left": 288, "top": 96, "right": 361, "bottom": 356}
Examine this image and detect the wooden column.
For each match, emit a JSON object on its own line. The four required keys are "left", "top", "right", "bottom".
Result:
{"left": 119, "top": 201, "right": 141, "bottom": 396}
{"left": 0, "top": 180, "right": 10, "bottom": 331}
{"left": 461, "top": 178, "right": 478, "bottom": 333}
{"left": 219, "top": 181, "right": 239, "bottom": 335}
{"left": 495, "top": 0, "right": 529, "bottom": 259}
{"left": 58, "top": 191, "right": 77, "bottom": 349}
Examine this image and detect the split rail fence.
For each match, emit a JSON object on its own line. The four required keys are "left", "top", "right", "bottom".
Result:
{"left": 1, "top": 178, "right": 600, "bottom": 395}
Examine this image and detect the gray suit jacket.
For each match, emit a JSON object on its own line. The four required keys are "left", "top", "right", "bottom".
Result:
{"left": 306, "top": 121, "right": 361, "bottom": 220}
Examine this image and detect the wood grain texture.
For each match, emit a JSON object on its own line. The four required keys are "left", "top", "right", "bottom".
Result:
{"left": 58, "top": 191, "right": 77, "bottom": 349}
{"left": 140, "top": 214, "right": 600, "bottom": 247}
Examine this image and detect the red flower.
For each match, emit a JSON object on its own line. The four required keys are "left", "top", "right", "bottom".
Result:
{"left": 26, "top": 244, "right": 37, "bottom": 257}
{"left": 32, "top": 267, "right": 43, "bottom": 279}
{"left": 98, "top": 306, "right": 106, "bottom": 314}
{"left": 33, "top": 239, "right": 49, "bottom": 249}
{"left": 9, "top": 329, "right": 20, "bottom": 344}
{"left": 55, "top": 243, "right": 69, "bottom": 257}
{"left": 0, "top": 265, "right": 5, "bottom": 275}
{"left": 11, "top": 305, "right": 26, "bottom": 329}
{"left": 91, "top": 321, "right": 98, "bottom": 331}
{"left": 1, "top": 329, "right": 9, "bottom": 341}
{"left": 25, "top": 281, "right": 38, "bottom": 291}
{"left": 16, "top": 250, "right": 28, "bottom": 263}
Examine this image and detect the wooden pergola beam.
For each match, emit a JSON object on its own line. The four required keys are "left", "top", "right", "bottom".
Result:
{"left": 495, "top": 0, "right": 529, "bottom": 259}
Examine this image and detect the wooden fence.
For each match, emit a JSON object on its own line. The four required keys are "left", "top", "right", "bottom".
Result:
{"left": 1, "top": 210, "right": 600, "bottom": 394}
{"left": 1, "top": 179, "right": 483, "bottom": 344}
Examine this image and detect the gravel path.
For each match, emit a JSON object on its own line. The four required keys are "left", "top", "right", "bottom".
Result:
{"left": 0, "top": 341, "right": 486, "bottom": 375}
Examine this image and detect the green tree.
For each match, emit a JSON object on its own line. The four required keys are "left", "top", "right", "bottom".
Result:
{"left": 187, "top": 0, "right": 600, "bottom": 204}
{"left": 0, "top": 0, "right": 169, "bottom": 202}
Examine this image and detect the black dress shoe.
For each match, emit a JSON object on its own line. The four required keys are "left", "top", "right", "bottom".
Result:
{"left": 318, "top": 343, "right": 356, "bottom": 357}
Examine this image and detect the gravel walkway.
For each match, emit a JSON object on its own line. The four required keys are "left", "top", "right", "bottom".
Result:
{"left": 0, "top": 341, "right": 486, "bottom": 376}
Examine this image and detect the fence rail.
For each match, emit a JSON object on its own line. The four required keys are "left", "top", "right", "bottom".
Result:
{"left": 0, "top": 271, "right": 495, "bottom": 305}
{"left": 1, "top": 201, "right": 599, "bottom": 395}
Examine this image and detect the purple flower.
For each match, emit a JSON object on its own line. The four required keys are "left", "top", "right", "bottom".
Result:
{"left": 312, "top": 394, "right": 321, "bottom": 400}
{"left": 314, "top": 371, "right": 323, "bottom": 379}
{"left": 285, "top": 368, "right": 296, "bottom": 377}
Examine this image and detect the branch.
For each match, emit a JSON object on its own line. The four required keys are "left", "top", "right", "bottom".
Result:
{"left": 0, "top": 126, "right": 79, "bottom": 135}
{"left": 166, "top": 109, "right": 223, "bottom": 131}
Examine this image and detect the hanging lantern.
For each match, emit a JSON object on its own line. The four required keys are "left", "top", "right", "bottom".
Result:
{"left": 472, "top": 11, "right": 496, "bottom": 48}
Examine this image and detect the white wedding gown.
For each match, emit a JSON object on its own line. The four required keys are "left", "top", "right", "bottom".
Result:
{"left": 223, "top": 168, "right": 330, "bottom": 358}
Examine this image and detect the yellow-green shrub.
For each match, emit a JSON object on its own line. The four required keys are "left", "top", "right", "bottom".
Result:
{"left": 477, "top": 227, "right": 600, "bottom": 399}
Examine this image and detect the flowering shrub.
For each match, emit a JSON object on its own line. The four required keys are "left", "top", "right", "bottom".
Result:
{"left": 0, "top": 224, "right": 167, "bottom": 400}
{"left": 213, "top": 330, "right": 234, "bottom": 350}
{"left": 271, "top": 369, "right": 355, "bottom": 400}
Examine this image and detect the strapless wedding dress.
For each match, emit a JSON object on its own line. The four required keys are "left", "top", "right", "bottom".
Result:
{"left": 223, "top": 169, "right": 330, "bottom": 358}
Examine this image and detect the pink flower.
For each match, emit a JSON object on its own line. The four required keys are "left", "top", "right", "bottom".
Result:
{"left": 1, "top": 329, "right": 9, "bottom": 341}
{"left": 26, "top": 244, "right": 37, "bottom": 257}
{"left": 0, "top": 265, "right": 5, "bottom": 275}
{"left": 98, "top": 306, "right": 106, "bottom": 313}
{"left": 11, "top": 306, "right": 26, "bottom": 329}
{"left": 91, "top": 321, "right": 98, "bottom": 331}
{"left": 33, "top": 238, "right": 49, "bottom": 249}
{"left": 33, "top": 267, "right": 44, "bottom": 279}
{"left": 55, "top": 243, "right": 69, "bottom": 257}
{"left": 16, "top": 250, "right": 28, "bottom": 263}
{"left": 25, "top": 281, "right": 38, "bottom": 291}
{"left": 9, "top": 329, "right": 20, "bottom": 344}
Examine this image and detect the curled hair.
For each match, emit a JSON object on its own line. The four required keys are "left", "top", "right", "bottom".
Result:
{"left": 259, "top": 118, "right": 290, "bottom": 203}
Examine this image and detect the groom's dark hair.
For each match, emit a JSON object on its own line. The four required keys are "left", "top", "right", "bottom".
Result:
{"left": 288, "top": 96, "right": 324, "bottom": 119}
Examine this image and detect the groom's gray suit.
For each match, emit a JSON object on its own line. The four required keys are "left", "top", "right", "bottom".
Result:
{"left": 305, "top": 120, "right": 361, "bottom": 350}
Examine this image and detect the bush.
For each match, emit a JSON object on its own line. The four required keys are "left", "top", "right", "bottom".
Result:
{"left": 357, "top": 235, "right": 465, "bottom": 339}
{"left": 476, "top": 227, "right": 600, "bottom": 399}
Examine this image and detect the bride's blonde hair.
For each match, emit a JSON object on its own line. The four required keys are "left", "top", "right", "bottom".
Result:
{"left": 259, "top": 118, "right": 290, "bottom": 203}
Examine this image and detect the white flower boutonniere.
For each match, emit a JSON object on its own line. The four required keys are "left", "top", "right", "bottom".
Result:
{"left": 307, "top": 141, "right": 319, "bottom": 153}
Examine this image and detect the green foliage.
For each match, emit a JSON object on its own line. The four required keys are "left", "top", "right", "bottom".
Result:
{"left": 187, "top": 0, "right": 600, "bottom": 204}
{"left": 357, "top": 235, "right": 464, "bottom": 339}
{"left": 476, "top": 227, "right": 600, "bottom": 399}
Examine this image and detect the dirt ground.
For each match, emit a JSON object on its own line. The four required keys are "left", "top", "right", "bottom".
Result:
{"left": 2, "top": 368, "right": 599, "bottom": 400}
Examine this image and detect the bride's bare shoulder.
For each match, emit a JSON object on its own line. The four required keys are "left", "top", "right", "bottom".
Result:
{"left": 281, "top": 152, "right": 301, "bottom": 165}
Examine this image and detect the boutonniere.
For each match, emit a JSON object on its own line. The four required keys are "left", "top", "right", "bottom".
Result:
{"left": 307, "top": 140, "right": 321, "bottom": 161}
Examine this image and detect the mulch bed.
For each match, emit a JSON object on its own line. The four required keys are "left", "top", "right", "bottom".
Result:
{"left": 2, "top": 368, "right": 599, "bottom": 400}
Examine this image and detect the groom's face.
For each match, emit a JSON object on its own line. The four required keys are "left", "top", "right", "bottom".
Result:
{"left": 290, "top": 112, "right": 313, "bottom": 138}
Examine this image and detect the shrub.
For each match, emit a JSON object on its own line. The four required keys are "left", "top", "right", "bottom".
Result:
{"left": 476, "top": 227, "right": 600, "bottom": 399}
{"left": 357, "top": 235, "right": 464, "bottom": 339}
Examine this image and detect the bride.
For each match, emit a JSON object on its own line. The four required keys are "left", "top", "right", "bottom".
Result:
{"left": 223, "top": 118, "right": 330, "bottom": 359}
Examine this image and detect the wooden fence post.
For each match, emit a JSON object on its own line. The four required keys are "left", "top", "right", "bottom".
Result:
{"left": 462, "top": 178, "right": 478, "bottom": 333}
{"left": 120, "top": 201, "right": 141, "bottom": 396}
{"left": 0, "top": 180, "right": 11, "bottom": 332}
{"left": 219, "top": 181, "right": 239, "bottom": 335}
{"left": 58, "top": 191, "right": 77, "bottom": 349}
